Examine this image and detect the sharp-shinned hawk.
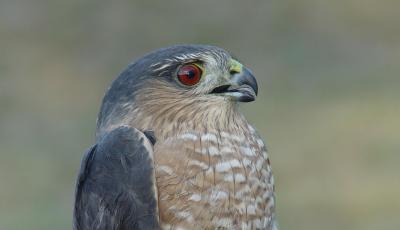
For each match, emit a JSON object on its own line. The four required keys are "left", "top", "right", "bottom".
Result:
{"left": 73, "top": 45, "right": 277, "bottom": 230}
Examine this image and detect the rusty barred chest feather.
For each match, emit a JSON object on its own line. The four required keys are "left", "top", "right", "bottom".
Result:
{"left": 154, "top": 124, "right": 275, "bottom": 230}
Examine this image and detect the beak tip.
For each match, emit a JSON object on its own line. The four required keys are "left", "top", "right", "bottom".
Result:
{"left": 243, "top": 67, "right": 258, "bottom": 97}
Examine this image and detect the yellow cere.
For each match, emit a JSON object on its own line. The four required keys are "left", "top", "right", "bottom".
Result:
{"left": 230, "top": 59, "right": 243, "bottom": 73}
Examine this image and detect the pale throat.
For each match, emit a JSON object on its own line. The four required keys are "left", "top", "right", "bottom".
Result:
{"left": 131, "top": 98, "right": 248, "bottom": 142}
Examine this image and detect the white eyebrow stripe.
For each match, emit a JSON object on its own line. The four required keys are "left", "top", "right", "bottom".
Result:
{"left": 153, "top": 63, "right": 171, "bottom": 71}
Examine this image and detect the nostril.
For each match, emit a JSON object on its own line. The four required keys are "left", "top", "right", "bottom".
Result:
{"left": 230, "top": 70, "right": 240, "bottom": 75}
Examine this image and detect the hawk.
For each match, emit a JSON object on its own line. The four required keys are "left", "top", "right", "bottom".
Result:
{"left": 73, "top": 45, "right": 277, "bottom": 230}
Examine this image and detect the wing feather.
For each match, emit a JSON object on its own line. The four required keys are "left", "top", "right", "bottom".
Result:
{"left": 73, "top": 126, "right": 159, "bottom": 230}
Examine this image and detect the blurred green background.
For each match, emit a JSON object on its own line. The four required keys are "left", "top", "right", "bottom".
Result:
{"left": 1, "top": 1, "right": 399, "bottom": 229}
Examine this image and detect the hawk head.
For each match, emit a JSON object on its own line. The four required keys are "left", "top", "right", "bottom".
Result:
{"left": 97, "top": 45, "right": 258, "bottom": 139}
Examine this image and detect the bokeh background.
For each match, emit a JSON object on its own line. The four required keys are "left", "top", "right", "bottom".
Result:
{"left": 1, "top": 1, "right": 399, "bottom": 229}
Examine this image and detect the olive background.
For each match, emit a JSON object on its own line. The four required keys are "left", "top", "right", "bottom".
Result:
{"left": 1, "top": 1, "right": 399, "bottom": 229}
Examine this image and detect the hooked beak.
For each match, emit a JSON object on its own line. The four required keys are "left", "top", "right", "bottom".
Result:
{"left": 210, "top": 67, "right": 258, "bottom": 102}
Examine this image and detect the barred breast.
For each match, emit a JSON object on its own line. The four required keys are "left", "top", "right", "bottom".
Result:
{"left": 154, "top": 125, "right": 276, "bottom": 230}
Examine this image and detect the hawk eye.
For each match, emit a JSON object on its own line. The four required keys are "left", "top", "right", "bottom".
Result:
{"left": 177, "top": 64, "right": 202, "bottom": 86}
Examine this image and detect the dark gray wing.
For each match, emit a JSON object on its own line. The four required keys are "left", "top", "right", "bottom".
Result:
{"left": 73, "top": 126, "right": 159, "bottom": 230}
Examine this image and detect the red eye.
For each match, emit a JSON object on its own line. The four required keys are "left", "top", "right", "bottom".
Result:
{"left": 177, "top": 64, "right": 202, "bottom": 86}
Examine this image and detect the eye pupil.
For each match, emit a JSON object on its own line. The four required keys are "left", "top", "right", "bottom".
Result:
{"left": 187, "top": 70, "right": 198, "bottom": 79}
{"left": 177, "top": 64, "right": 202, "bottom": 86}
